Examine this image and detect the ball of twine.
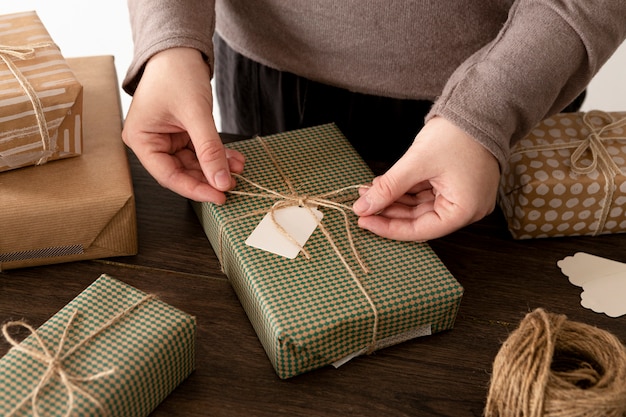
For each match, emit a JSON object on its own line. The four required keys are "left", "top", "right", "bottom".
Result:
{"left": 484, "top": 308, "right": 626, "bottom": 417}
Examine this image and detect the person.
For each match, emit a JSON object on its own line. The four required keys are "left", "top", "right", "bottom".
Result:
{"left": 121, "top": 0, "right": 626, "bottom": 242}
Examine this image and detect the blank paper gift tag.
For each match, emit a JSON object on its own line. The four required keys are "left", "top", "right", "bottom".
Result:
{"left": 245, "top": 206, "right": 323, "bottom": 259}
{"left": 557, "top": 252, "right": 626, "bottom": 318}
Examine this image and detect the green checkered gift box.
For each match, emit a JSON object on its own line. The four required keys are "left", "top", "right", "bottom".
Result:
{"left": 0, "top": 274, "right": 195, "bottom": 416}
{"left": 193, "top": 124, "right": 463, "bottom": 379}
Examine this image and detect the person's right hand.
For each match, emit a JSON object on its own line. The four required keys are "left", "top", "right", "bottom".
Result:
{"left": 122, "top": 47, "right": 244, "bottom": 204}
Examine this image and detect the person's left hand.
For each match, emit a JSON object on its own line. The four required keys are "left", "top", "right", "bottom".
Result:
{"left": 352, "top": 116, "right": 501, "bottom": 241}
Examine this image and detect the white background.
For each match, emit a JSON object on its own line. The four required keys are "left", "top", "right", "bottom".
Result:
{"left": 4, "top": 1, "right": 626, "bottom": 129}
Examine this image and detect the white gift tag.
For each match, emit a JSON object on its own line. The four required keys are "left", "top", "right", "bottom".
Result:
{"left": 580, "top": 271, "right": 626, "bottom": 318}
{"left": 557, "top": 252, "right": 626, "bottom": 286}
{"left": 245, "top": 206, "right": 323, "bottom": 259}
{"left": 557, "top": 252, "right": 626, "bottom": 318}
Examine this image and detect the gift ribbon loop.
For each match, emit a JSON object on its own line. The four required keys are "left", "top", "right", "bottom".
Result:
{"left": 222, "top": 137, "right": 380, "bottom": 352}
{"left": 2, "top": 294, "right": 155, "bottom": 417}
{"left": 510, "top": 110, "right": 626, "bottom": 236}
{"left": 0, "top": 42, "right": 57, "bottom": 165}
{"left": 570, "top": 111, "right": 626, "bottom": 176}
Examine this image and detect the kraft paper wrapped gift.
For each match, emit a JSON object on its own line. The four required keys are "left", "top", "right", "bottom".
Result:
{"left": 498, "top": 110, "right": 626, "bottom": 239}
{"left": 0, "top": 11, "right": 83, "bottom": 172}
{"left": 0, "top": 274, "right": 196, "bottom": 416}
{"left": 0, "top": 55, "right": 137, "bottom": 270}
{"left": 193, "top": 124, "right": 463, "bottom": 379}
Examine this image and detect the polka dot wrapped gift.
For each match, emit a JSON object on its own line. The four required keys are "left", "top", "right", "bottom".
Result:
{"left": 193, "top": 124, "right": 463, "bottom": 379}
{"left": 499, "top": 110, "right": 626, "bottom": 239}
{"left": 0, "top": 275, "right": 196, "bottom": 416}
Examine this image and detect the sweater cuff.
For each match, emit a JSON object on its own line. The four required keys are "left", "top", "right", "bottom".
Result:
{"left": 122, "top": 37, "right": 214, "bottom": 96}
{"left": 425, "top": 105, "right": 508, "bottom": 172}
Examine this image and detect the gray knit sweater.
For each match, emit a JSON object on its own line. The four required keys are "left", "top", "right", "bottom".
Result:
{"left": 123, "top": 0, "right": 626, "bottom": 168}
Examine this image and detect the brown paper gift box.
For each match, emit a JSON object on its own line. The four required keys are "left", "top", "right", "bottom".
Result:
{"left": 0, "top": 55, "right": 137, "bottom": 270}
{"left": 0, "top": 11, "right": 83, "bottom": 172}
{"left": 498, "top": 110, "right": 626, "bottom": 239}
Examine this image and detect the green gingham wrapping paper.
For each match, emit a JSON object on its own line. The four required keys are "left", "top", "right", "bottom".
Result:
{"left": 193, "top": 124, "right": 463, "bottom": 379}
{"left": 0, "top": 274, "right": 196, "bottom": 416}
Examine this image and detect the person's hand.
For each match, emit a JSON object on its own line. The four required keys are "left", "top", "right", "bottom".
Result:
{"left": 352, "top": 116, "right": 500, "bottom": 241}
{"left": 122, "top": 47, "right": 244, "bottom": 204}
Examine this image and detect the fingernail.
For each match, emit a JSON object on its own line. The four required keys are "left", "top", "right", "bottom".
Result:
{"left": 353, "top": 195, "right": 370, "bottom": 214}
{"left": 214, "top": 169, "right": 231, "bottom": 190}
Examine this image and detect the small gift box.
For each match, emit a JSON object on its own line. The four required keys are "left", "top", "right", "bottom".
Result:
{"left": 498, "top": 110, "right": 626, "bottom": 239}
{"left": 0, "top": 11, "right": 83, "bottom": 172}
{"left": 193, "top": 124, "right": 463, "bottom": 379}
{"left": 0, "top": 274, "right": 196, "bottom": 416}
{"left": 0, "top": 55, "right": 137, "bottom": 270}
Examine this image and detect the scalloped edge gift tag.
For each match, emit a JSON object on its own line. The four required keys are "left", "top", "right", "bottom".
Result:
{"left": 580, "top": 271, "right": 626, "bottom": 318}
{"left": 557, "top": 252, "right": 626, "bottom": 318}
{"left": 557, "top": 252, "right": 626, "bottom": 286}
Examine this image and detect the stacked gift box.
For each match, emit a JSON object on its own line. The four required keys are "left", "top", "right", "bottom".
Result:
{"left": 0, "top": 11, "right": 137, "bottom": 270}
{"left": 0, "top": 11, "right": 82, "bottom": 172}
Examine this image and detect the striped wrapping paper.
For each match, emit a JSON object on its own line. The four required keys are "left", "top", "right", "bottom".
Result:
{"left": 0, "top": 10, "right": 83, "bottom": 172}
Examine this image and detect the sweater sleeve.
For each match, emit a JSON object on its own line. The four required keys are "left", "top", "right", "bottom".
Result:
{"left": 426, "top": 0, "right": 626, "bottom": 170}
{"left": 122, "top": 0, "right": 216, "bottom": 95}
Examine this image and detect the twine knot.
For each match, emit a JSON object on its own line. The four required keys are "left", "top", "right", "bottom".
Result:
{"left": 49, "top": 357, "right": 62, "bottom": 372}
{"left": 0, "top": 42, "right": 57, "bottom": 166}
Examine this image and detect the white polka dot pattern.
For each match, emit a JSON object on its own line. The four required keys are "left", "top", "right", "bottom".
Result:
{"left": 0, "top": 275, "right": 196, "bottom": 416}
{"left": 193, "top": 124, "right": 463, "bottom": 379}
{"left": 498, "top": 111, "right": 626, "bottom": 239}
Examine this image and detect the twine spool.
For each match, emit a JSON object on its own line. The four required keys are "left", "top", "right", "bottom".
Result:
{"left": 485, "top": 308, "right": 626, "bottom": 417}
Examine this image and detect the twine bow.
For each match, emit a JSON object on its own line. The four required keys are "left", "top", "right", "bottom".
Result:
{"left": 221, "top": 137, "right": 380, "bottom": 352}
{"left": 570, "top": 111, "right": 626, "bottom": 176}
{"left": 0, "top": 42, "right": 57, "bottom": 165}
{"left": 2, "top": 294, "right": 155, "bottom": 417}
{"left": 511, "top": 110, "right": 626, "bottom": 235}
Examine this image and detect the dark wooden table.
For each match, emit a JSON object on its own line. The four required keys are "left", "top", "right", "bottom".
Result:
{"left": 2, "top": 141, "right": 625, "bottom": 417}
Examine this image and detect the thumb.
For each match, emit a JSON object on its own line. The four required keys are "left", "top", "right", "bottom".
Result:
{"left": 186, "top": 113, "right": 233, "bottom": 191}
{"left": 353, "top": 166, "right": 415, "bottom": 216}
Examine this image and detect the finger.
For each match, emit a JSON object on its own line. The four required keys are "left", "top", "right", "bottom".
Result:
{"left": 174, "top": 147, "right": 203, "bottom": 171}
{"left": 371, "top": 176, "right": 432, "bottom": 195}
{"left": 353, "top": 160, "right": 424, "bottom": 216}
{"left": 225, "top": 148, "right": 246, "bottom": 174}
{"left": 188, "top": 139, "right": 246, "bottom": 174}
{"left": 358, "top": 201, "right": 465, "bottom": 241}
{"left": 373, "top": 199, "right": 435, "bottom": 220}
{"left": 392, "top": 189, "right": 436, "bottom": 207}
{"left": 185, "top": 112, "right": 234, "bottom": 192}
{"left": 143, "top": 148, "right": 229, "bottom": 204}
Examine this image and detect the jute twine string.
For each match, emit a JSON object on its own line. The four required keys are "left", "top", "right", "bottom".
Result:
{"left": 0, "top": 42, "right": 56, "bottom": 165}
{"left": 219, "top": 136, "right": 380, "bottom": 352}
{"left": 2, "top": 294, "right": 156, "bottom": 417}
{"left": 510, "top": 110, "right": 626, "bottom": 236}
{"left": 484, "top": 308, "right": 626, "bottom": 417}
